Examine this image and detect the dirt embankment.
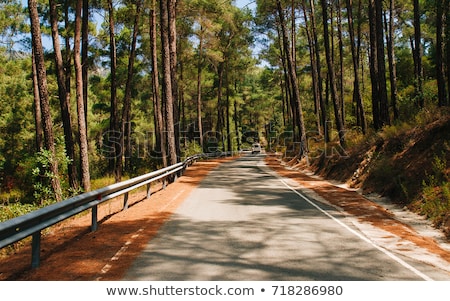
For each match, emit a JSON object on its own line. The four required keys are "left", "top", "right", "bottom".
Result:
{"left": 288, "top": 114, "right": 450, "bottom": 237}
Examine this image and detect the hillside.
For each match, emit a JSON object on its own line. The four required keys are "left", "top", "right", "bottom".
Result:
{"left": 304, "top": 112, "right": 450, "bottom": 237}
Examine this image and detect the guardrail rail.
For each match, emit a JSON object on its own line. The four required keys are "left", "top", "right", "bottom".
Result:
{"left": 0, "top": 153, "right": 216, "bottom": 268}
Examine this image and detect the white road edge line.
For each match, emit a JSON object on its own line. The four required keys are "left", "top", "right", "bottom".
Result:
{"left": 261, "top": 162, "right": 434, "bottom": 281}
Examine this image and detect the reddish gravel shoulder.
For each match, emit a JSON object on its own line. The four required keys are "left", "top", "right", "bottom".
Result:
{"left": 0, "top": 158, "right": 235, "bottom": 281}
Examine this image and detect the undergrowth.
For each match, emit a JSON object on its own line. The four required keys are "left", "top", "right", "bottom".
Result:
{"left": 416, "top": 154, "right": 450, "bottom": 230}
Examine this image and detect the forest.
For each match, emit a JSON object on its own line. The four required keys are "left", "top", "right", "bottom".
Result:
{"left": 0, "top": 0, "right": 449, "bottom": 226}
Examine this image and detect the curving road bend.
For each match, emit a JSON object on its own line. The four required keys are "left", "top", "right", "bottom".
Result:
{"left": 123, "top": 155, "right": 450, "bottom": 281}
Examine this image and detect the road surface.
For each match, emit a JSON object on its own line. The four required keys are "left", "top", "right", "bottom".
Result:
{"left": 123, "top": 155, "right": 450, "bottom": 280}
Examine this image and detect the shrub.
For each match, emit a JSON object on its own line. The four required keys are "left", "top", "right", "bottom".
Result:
{"left": 418, "top": 154, "right": 450, "bottom": 227}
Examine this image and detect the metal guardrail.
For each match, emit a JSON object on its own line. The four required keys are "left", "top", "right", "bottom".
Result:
{"left": 0, "top": 153, "right": 219, "bottom": 268}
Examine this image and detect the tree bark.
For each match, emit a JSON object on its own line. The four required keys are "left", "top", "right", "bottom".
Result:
{"left": 386, "top": 0, "right": 399, "bottom": 119}
{"left": 74, "top": 0, "right": 91, "bottom": 191}
{"left": 413, "top": 0, "right": 424, "bottom": 107}
{"left": 346, "top": 0, "right": 366, "bottom": 133}
{"left": 82, "top": 0, "right": 89, "bottom": 136}
{"left": 150, "top": 0, "right": 167, "bottom": 167}
{"left": 160, "top": 0, "right": 178, "bottom": 166}
{"left": 168, "top": 0, "right": 180, "bottom": 158}
{"left": 446, "top": 0, "right": 450, "bottom": 104}
{"left": 436, "top": 0, "right": 448, "bottom": 106}
{"left": 320, "top": 0, "right": 346, "bottom": 147}
{"left": 337, "top": 0, "right": 345, "bottom": 126}
{"left": 375, "top": 0, "right": 390, "bottom": 126}
{"left": 31, "top": 49, "right": 43, "bottom": 152}
{"left": 276, "top": 0, "right": 308, "bottom": 155}
{"left": 120, "top": 0, "right": 142, "bottom": 176}
{"left": 309, "top": 0, "right": 328, "bottom": 141}
{"left": 368, "top": 0, "right": 380, "bottom": 130}
{"left": 49, "top": 0, "right": 78, "bottom": 190}
{"left": 196, "top": 25, "right": 204, "bottom": 149}
{"left": 28, "top": 0, "right": 63, "bottom": 201}
{"left": 108, "top": 0, "right": 120, "bottom": 178}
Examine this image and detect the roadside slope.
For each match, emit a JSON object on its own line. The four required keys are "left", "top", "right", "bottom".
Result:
{"left": 308, "top": 114, "right": 450, "bottom": 237}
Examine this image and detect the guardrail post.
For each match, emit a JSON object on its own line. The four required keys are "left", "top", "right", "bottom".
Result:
{"left": 31, "top": 231, "right": 41, "bottom": 268}
{"left": 91, "top": 205, "right": 98, "bottom": 232}
{"left": 123, "top": 192, "right": 129, "bottom": 210}
{"left": 146, "top": 183, "right": 151, "bottom": 199}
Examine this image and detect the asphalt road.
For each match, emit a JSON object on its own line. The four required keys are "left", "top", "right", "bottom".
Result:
{"left": 123, "top": 155, "right": 450, "bottom": 281}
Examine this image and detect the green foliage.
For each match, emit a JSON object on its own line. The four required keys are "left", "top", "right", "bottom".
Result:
{"left": 0, "top": 201, "right": 36, "bottom": 223}
{"left": 181, "top": 141, "right": 203, "bottom": 160}
{"left": 419, "top": 154, "right": 450, "bottom": 227}
{"left": 30, "top": 137, "right": 72, "bottom": 204}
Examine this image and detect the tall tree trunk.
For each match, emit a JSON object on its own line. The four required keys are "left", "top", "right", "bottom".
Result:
{"left": 320, "top": 0, "right": 346, "bottom": 147}
{"left": 446, "top": 0, "right": 450, "bottom": 104}
{"left": 234, "top": 96, "right": 240, "bottom": 151}
{"left": 386, "top": 0, "right": 399, "bottom": 119}
{"left": 168, "top": 0, "right": 180, "bottom": 158}
{"left": 31, "top": 49, "right": 43, "bottom": 151}
{"left": 276, "top": 24, "right": 293, "bottom": 131}
{"left": 346, "top": 0, "right": 366, "bottom": 133}
{"left": 337, "top": 0, "right": 345, "bottom": 126}
{"left": 368, "top": 0, "right": 380, "bottom": 130}
{"left": 160, "top": 0, "right": 178, "bottom": 166}
{"left": 375, "top": 0, "right": 390, "bottom": 126}
{"left": 150, "top": 0, "right": 167, "bottom": 167}
{"left": 82, "top": 0, "right": 89, "bottom": 136}
{"left": 276, "top": 0, "right": 308, "bottom": 156}
{"left": 225, "top": 59, "right": 232, "bottom": 153}
{"left": 28, "top": 0, "right": 63, "bottom": 201}
{"left": 301, "top": 1, "right": 321, "bottom": 135}
{"left": 74, "top": 0, "right": 90, "bottom": 191}
{"left": 216, "top": 62, "right": 225, "bottom": 147}
{"left": 276, "top": 21, "right": 297, "bottom": 139}
{"left": 309, "top": 0, "right": 328, "bottom": 142}
{"left": 413, "top": 0, "right": 424, "bottom": 107}
{"left": 120, "top": 0, "right": 142, "bottom": 176}
{"left": 49, "top": 0, "right": 78, "bottom": 190}
{"left": 196, "top": 26, "right": 204, "bottom": 149}
{"left": 107, "top": 0, "right": 120, "bottom": 180}
{"left": 436, "top": 0, "right": 448, "bottom": 106}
